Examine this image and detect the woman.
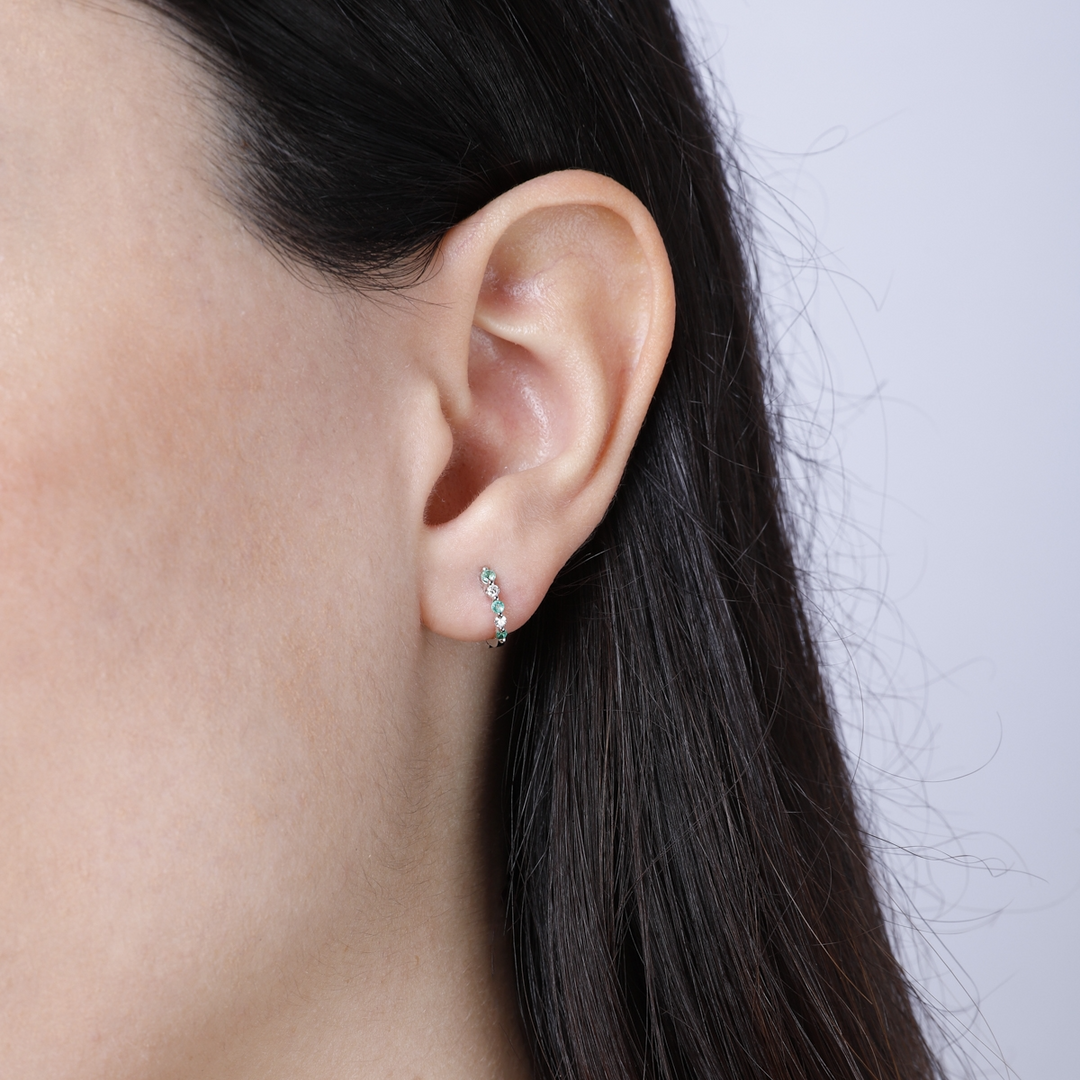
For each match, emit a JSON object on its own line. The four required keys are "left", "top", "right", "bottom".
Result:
{"left": 0, "top": 0, "right": 942, "bottom": 1077}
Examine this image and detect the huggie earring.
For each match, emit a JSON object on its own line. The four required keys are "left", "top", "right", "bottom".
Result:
{"left": 480, "top": 567, "right": 508, "bottom": 647}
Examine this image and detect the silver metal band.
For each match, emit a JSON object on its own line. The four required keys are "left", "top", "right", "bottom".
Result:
{"left": 480, "top": 567, "right": 507, "bottom": 647}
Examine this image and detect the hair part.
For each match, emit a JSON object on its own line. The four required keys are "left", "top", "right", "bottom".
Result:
{"left": 138, "top": 2, "right": 943, "bottom": 1077}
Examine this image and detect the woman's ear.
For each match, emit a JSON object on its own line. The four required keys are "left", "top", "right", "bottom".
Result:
{"left": 415, "top": 170, "right": 675, "bottom": 642}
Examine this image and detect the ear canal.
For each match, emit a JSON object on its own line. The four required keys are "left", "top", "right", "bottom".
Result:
{"left": 425, "top": 443, "right": 479, "bottom": 527}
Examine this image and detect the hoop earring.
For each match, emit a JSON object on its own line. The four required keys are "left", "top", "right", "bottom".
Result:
{"left": 480, "top": 568, "right": 508, "bottom": 647}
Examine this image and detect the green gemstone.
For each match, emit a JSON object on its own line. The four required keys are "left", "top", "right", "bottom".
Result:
{"left": 491, "top": 599, "right": 505, "bottom": 616}
{"left": 480, "top": 568, "right": 496, "bottom": 585}
{"left": 495, "top": 629, "right": 508, "bottom": 642}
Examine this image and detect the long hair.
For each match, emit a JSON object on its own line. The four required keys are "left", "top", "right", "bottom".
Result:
{"left": 139, "top": 2, "right": 942, "bottom": 1076}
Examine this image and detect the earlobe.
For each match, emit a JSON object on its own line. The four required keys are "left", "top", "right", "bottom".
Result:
{"left": 416, "top": 171, "right": 675, "bottom": 644}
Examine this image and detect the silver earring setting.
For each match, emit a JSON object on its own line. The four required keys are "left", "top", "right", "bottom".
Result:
{"left": 480, "top": 567, "right": 508, "bottom": 647}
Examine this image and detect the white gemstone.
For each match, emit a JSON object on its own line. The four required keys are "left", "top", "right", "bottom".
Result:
{"left": 486, "top": 583, "right": 499, "bottom": 599}
{"left": 494, "top": 614, "right": 507, "bottom": 630}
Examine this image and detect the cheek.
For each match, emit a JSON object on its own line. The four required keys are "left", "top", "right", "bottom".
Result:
{"left": 0, "top": 261, "right": 400, "bottom": 713}
{"left": 0, "top": 242, "right": 412, "bottom": 1064}
{"left": 0, "top": 5, "right": 426, "bottom": 1068}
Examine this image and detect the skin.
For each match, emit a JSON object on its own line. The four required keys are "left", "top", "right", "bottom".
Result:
{"left": 0, "top": 2, "right": 675, "bottom": 1077}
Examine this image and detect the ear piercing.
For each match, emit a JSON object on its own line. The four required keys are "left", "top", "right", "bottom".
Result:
{"left": 480, "top": 567, "right": 508, "bottom": 647}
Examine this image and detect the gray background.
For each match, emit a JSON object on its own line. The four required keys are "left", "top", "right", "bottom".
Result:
{"left": 672, "top": 2, "right": 1079, "bottom": 1077}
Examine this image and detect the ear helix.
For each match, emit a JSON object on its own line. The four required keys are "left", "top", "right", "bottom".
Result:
{"left": 480, "top": 568, "right": 508, "bottom": 647}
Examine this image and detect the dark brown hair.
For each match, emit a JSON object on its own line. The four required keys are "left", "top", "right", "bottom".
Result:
{"left": 140, "top": 1, "right": 943, "bottom": 1076}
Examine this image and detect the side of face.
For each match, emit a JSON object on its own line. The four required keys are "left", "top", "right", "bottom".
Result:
{"left": 0, "top": 2, "right": 677, "bottom": 1075}
{"left": 0, "top": 1, "right": 430, "bottom": 1072}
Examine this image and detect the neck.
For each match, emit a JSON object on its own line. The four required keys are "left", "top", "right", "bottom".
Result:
{"left": 240, "top": 875, "right": 528, "bottom": 1079}
{"left": 209, "top": 635, "right": 530, "bottom": 1080}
